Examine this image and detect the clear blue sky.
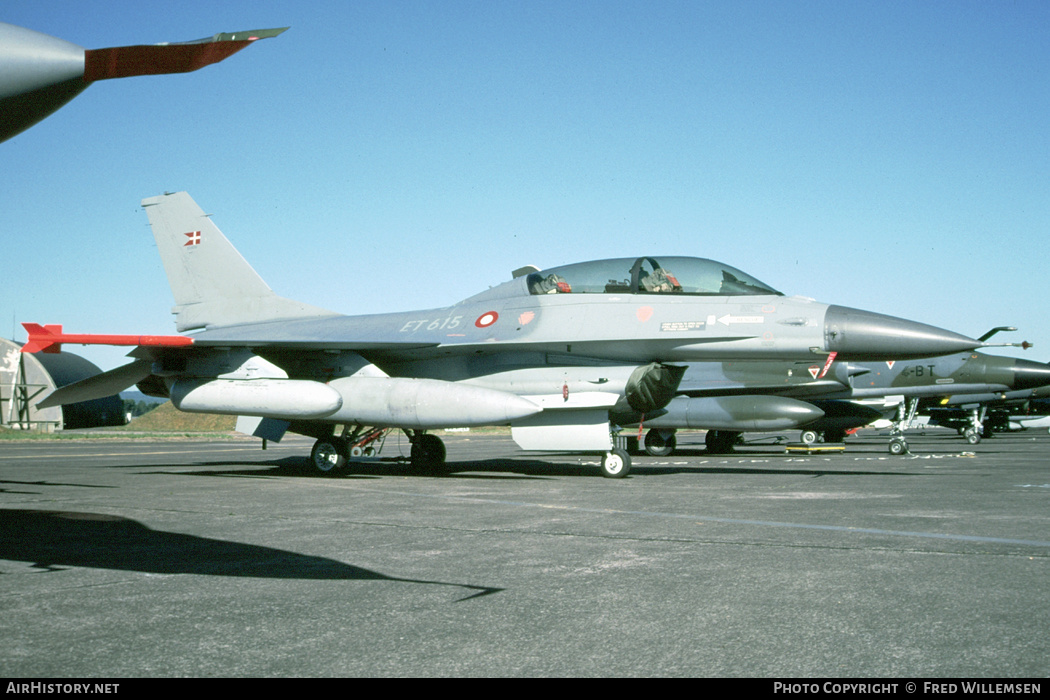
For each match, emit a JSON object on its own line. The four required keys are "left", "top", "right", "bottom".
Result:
{"left": 3, "top": 0, "right": 1047, "bottom": 372}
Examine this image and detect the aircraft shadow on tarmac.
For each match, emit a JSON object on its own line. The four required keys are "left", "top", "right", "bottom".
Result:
{"left": 141, "top": 454, "right": 941, "bottom": 481}
{"left": 0, "top": 509, "right": 501, "bottom": 600}
{"left": 0, "top": 479, "right": 117, "bottom": 495}
{"left": 137, "top": 456, "right": 609, "bottom": 480}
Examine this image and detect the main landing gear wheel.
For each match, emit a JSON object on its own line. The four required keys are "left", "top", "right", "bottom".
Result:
{"left": 964, "top": 427, "right": 982, "bottom": 445}
{"left": 410, "top": 433, "right": 448, "bottom": 474}
{"left": 600, "top": 448, "right": 631, "bottom": 478}
{"left": 823, "top": 429, "right": 847, "bottom": 444}
{"left": 888, "top": 437, "right": 909, "bottom": 455}
{"left": 311, "top": 437, "right": 348, "bottom": 474}
{"left": 705, "top": 430, "right": 740, "bottom": 454}
{"left": 643, "top": 428, "right": 676, "bottom": 457}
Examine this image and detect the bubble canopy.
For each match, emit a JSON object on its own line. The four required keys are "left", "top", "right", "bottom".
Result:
{"left": 526, "top": 256, "right": 782, "bottom": 297}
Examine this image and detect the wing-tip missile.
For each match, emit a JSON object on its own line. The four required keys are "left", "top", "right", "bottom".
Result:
{"left": 21, "top": 322, "right": 193, "bottom": 354}
{"left": 0, "top": 22, "right": 288, "bottom": 143}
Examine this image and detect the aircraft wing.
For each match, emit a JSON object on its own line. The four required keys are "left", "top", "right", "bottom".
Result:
{"left": 35, "top": 359, "right": 152, "bottom": 410}
{"left": 18, "top": 321, "right": 444, "bottom": 412}
{"left": 20, "top": 321, "right": 440, "bottom": 366}
{"left": 1, "top": 23, "right": 287, "bottom": 143}
{"left": 185, "top": 318, "right": 442, "bottom": 353}
{"left": 83, "top": 28, "right": 288, "bottom": 82}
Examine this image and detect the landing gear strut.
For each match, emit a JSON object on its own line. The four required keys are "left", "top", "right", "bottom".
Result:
{"left": 886, "top": 398, "right": 919, "bottom": 455}
{"left": 964, "top": 407, "right": 987, "bottom": 444}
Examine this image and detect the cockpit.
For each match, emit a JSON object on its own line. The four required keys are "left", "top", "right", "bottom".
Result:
{"left": 526, "top": 256, "right": 781, "bottom": 297}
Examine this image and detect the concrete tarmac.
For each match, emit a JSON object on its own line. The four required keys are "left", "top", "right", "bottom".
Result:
{"left": 1, "top": 429, "right": 1048, "bottom": 677}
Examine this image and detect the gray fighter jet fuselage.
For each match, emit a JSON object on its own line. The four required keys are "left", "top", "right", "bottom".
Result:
{"left": 23, "top": 192, "right": 990, "bottom": 478}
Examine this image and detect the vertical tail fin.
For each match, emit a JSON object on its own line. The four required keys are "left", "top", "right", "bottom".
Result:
{"left": 142, "top": 192, "right": 334, "bottom": 332}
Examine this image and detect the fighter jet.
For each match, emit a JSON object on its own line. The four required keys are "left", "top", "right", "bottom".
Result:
{"left": 0, "top": 22, "right": 287, "bottom": 143}
{"left": 611, "top": 358, "right": 855, "bottom": 455}
{"left": 22, "top": 192, "right": 987, "bottom": 478}
{"left": 812, "top": 350, "right": 1050, "bottom": 451}
{"left": 623, "top": 350, "right": 1050, "bottom": 456}
{"left": 922, "top": 383, "right": 1050, "bottom": 441}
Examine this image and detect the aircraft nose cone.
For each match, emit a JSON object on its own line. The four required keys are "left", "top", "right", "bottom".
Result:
{"left": 0, "top": 23, "right": 88, "bottom": 143}
{"left": 824, "top": 305, "right": 981, "bottom": 360}
{"left": 0, "top": 23, "right": 85, "bottom": 99}
{"left": 1010, "top": 360, "right": 1050, "bottom": 391}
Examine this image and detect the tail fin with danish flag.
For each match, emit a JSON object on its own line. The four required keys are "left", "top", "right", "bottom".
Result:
{"left": 141, "top": 192, "right": 335, "bottom": 333}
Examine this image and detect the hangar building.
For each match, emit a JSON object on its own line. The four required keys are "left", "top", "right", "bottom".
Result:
{"left": 0, "top": 337, "right": 126, "bottom": 431}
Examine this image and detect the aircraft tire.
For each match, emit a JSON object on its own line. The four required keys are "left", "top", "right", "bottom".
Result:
{"left": 643, "top": 429, "right": 676, "bottom": 457}
{"left": 800, "top": 430, "right": 819, "bottom": 445}
{"left": 824, "top": 429, "right": 847, "bottom": 443}
{"left": 411, "top": 433, "right": 448, "bottom": 474}
{"left": 964, "top": 428, "right": 981, "bottom": 445}
{"left": 311, "top": 437, "right": 348, "bottom": 474}
{"left": 888, "top": 437, "right": 908, "bottom": 455}
{"left": 600, "top": 448, "right": 631, "bottom": 478}
{"left": 705, "top": 430, "right": 739, "bottom": 454}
